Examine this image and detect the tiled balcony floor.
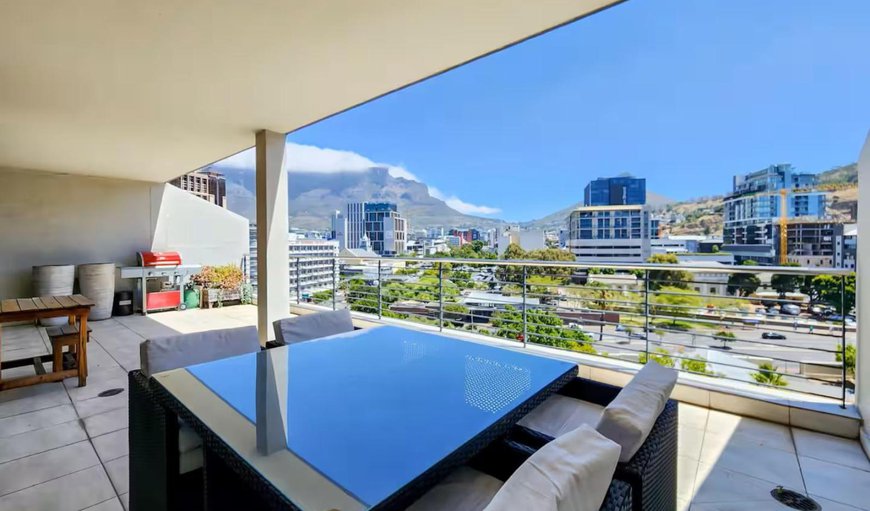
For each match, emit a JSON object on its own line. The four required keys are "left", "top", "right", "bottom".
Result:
{"left": 0, "top": 305, "right": 867, "bottom": 510}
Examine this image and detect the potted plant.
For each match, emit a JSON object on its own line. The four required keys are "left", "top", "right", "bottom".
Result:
{"left": 192, "top": 265, "right": 245, "bottom": 308}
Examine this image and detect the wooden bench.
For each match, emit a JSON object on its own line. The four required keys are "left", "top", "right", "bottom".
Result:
{"left": 46, "top": 324, "right": 91, "bottom": 374}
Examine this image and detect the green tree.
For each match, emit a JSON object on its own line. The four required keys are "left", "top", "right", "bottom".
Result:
{"left": 836, "top": 344, "right": 856, "bottom": 377}
{"left": 650, "top": 286, "right": 704, "bottom": 322}
{"left": 680, "top": 356, "right": 713, "bottom": 375}
{"left": 638, "top": 348, "right": 675, "bottom": 368}
{"left": 491, "top": 307, "right": 594, "bottom": 352}
{"left": 751, "top": 362, "right": 787, "bottom": 387}
{"left": 811, "top": 273, "right": 856, "bottom": 314}
{"left": 713, "top": 330, "right": 736, "bottom": 349}
{"left": 711, "top": 245, "right": 720, "bottom": 253}
{"left": 770, "top": 262, "right": 803, "bottom": 298}
{"left": 310, "top": 289, "right": 333, "bottom": 304}
{"left": 646, "top": 253, "right": 692, "bottom": 290}
{"left": 727, "top": 260, "right": 761, "bottom": 296}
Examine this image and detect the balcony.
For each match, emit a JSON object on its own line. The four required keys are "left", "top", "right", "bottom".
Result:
{"left": 1, "top": 268, "right": 868, "bottom": 509}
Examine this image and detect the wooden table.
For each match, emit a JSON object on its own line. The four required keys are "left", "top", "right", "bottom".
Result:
{"left": 0, "top": 294, "right": 94, "bottom": 390}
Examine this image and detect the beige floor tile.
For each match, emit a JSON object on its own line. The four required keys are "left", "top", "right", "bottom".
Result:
{"left": 678, "top": 403, "right": 709, "bottom": 430}
{"left": 0, "top": 441, "right": 100, "bottom": 497}
{"left": 698, "top": 432, "right": 803, "bottom": 490}
{"left": 83, "top": 407, "right": 128, "bottom": 438}
{"left": 693, "top": 463, "right": 787, "bottom": 504}
{"left": 104, "top": 455, "right": 129, "bottom": 495}
{"left": 0, "top": 420, "right": 87, "bottom": 465}
{"left": 691, "top": 500, "right": 797, "bottom": 510}
{"left": 0, "top": 465, "right": 115, "bottom": 511}
{"left": 793, "top": 428, "right": 870, "bottom": 472}
{"left": 0, "top": 382, "right": 70, "bottom": 419}
{"left": 74, "top": 392, "right": 127, "bottom": 419}
{"left": 119, "top": 491, "right": 129, "bottom": 511}
{"left": 809, "top": 494, "right": 865, "bottom": 511}
{"left": 92, "top": 428, "right": 128, "bottom": 463}
{"left": 83, "top": 497, "right": 125, "bottom": 511}
{"left": 705, "top": 410, "right": 794, "bottom": 452}
{"left": 679, "top": 426, "right": 705, "bottom": 461}
{"left": 0, "top": 404, "right": 77, "bottom": 439}
{"left": 678, "top": 455, "right": 699, "bottom": 502}
{"left": 800, "top": 456, "right": 870, "bottom": 509}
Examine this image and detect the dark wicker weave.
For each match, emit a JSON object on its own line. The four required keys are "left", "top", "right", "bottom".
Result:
{"left": 130, "top": 364, "right": 577, "bottom": 511}
{"left": 129, "top": 370, "right": 203, "bottom": 511}
{"left": 469, "top": 439, "right": 632, "bottom": 511}
{"left": 509, "top": 377, "right": 678, "bottom": 511}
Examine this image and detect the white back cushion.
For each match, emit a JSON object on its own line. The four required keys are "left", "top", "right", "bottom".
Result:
{"left": 408, "top": 467, "right": 503, "bottom": 511}
{"left": 485, "top": 424, "right": 620, "bottom": 511}
{"left": 595, "top": 362, "right": 677, "bottom": 462}
{"left": 140, "top": 326, "right": 260, "bottom": 376}
{"left": 273, "top": 310, "right": 354, "bottom": 345}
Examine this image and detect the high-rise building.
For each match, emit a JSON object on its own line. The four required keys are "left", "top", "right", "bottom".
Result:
{"left": 584, "top": 176, "right": 646, "bottom": 207}
{"left": 566, "top": 205, "right": 651, "bottom": 263}
{"left": 723, "top": 164, "right": 828, "bottom": 264}
{"left": 448, "top": 228, "right": 481, "bottom": 244}
{"left": 170, "top": 168, "right": 227, "bottom": 207}
{"left": 288, "top": 234, "right": 339, "bottom": 299}
{"left": 338, "top": 202, "right": 407, "bottom": 256}
{"left": 248, "top": 225, "right": 339, "bottom": 297}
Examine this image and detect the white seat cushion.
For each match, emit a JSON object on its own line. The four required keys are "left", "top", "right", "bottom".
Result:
{"left": 596, "top": 362, "right": 677, "bottom": 462}
{"left": 178, "top": 421, "right": 203, "bottom": 473}
{"left": 485, "top": 424, "right": 620, "bottom": 511}
{"left": 518, "top": 394, "right": 605, "bottom": 438}
{"left": 407, "top": 467, "right": 503, "bottom": 511}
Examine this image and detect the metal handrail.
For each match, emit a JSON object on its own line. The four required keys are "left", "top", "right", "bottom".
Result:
{"left": 287, "top": 254, "right": 854, "bottom": 407}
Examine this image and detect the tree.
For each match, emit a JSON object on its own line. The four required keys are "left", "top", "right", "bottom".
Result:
{"left": 491, "top": 307, "right": 594, "bottom": 353}
{"left": 646, "top": 253, "right": 692, "bottom": 290}
{"left": 680, "top": 356, "right": 713, "bottom": 375}
{"left": 727, "top": 260, "right": 761, "bottom": 296}
{"left": 638, "top": 348, "right": 675, "bottom": 368}
{"left": 836, "top": 344, "right": 856, "bottom": 377}
{"left": 811, "top": 273, "right": 856, "bottom": 314}
{"left": 711, "top": 245, "right": 720, "bottom": 253}
{"left": 751, "top": 362, "right": 787, "bottom": 387}
{"left": 713, "top": 330, "right": 736, "bottom": 349}
{"left": 650, "top": 286, "right": 704, "bottom": 322}
{"left": 770, "top": 262, "right": 803, "bottom": 298}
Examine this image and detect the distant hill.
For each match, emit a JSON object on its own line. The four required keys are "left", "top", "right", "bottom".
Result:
{"left": 219, "top": 166, "right": 507, "bottom": 231}
{"left": 818, "top": 163, "right": 857, "bottom": 185}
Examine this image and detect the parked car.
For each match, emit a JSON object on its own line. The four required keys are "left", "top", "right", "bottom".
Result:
{"left": 762, "top": 332, "right": 786, "bottom": 340}
{"left": 615, "top": 324, "right": 627, "bottom": 332}
{"left": 629, "top": 331, "right": 646, "bottom": 339}
{"left": 780, "top": 304, "right": 801, "bottom": 316}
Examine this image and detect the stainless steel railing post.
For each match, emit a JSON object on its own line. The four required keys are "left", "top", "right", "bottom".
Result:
{"left": 522, "top": 266, "right": 528, "bottom": 348}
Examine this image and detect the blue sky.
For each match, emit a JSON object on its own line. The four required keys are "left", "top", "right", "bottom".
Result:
{"left": 284, "top": 0, "right": 869, "bottom": 221}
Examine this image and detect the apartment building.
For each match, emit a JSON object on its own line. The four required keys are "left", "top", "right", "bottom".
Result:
{"left": 169, "top": 169, "right": 228, "bottom": 208}
{"left": 332, "top": 202, "right": 407, "bottom": 256}
{"left": 249, "top": 226, "right": 339, "bottom": 297}
{"left": 566, "top": 204, "right": 652, "bottom": 263}
{"left": 723, "top": 164, "right": 827, "bottom": 264}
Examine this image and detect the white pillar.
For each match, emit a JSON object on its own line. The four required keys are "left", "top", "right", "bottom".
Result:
{"left": 856, "top": 130, "right": 870, "bottom": 456}
{"left": 256, "top": 130, "right": 289, "bottom": 346}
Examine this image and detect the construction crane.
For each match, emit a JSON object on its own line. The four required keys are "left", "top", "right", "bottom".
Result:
{"left": 779, "top": 188, "right": 788, "bottom": 265}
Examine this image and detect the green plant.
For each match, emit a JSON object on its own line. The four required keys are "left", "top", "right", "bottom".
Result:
{"left": 192, "top": 264, "right": 244, "bottom": 290}
{"left": 836, "top": 344, "right": 856, "bottom": 377}
{"left": 240, "top": 283, "right": 254, "bottom": 304}
{"left": 638, "top": 348, "right": 675, "bottom": 368}
{"left": 751, "top": 362, "right": 788, "bottom": 387}
{"left": 726, "top": 260, "right": 762, "bottom": 296}
{"left": 713, "top": 330, "right": 736, "bottom": 349}
{"left": 646, "top": 254, "right": 692, "bottom": 290}
{"left": 680, "top": 356, "right": 713, "bottom": 375}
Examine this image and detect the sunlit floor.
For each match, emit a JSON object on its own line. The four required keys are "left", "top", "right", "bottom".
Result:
{"left": 0, "top": 305, "right": 867, "bottom": 510}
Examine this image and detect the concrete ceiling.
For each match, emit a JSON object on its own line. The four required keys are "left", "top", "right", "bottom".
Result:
{"left": 0, "top": 0, "right": 620, "bottom": 183}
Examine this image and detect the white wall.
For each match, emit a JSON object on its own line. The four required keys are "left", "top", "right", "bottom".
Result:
{"left": 856, "top": 131, "right": 869, "bottom": 456}
{"left": 0, "top": 168, "right": 248, "bottom": 298}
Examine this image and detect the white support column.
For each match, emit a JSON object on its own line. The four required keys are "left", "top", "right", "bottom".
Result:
{"left": 857, "top": 130, "right": 870, "bottom": 457}
{"left": 256, "top": 130, "right": 289, "bottom": 346}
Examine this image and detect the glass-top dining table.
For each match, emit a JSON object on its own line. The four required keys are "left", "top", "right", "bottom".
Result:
{"left": 150, "top": 325, "right": 578, "bottom": 510}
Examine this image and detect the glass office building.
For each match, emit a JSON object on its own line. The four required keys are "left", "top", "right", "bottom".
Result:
{"left": 583, "top": 176, "right": 646, "bottom": 206}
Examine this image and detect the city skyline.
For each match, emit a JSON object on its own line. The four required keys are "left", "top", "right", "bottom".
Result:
{"left": 279, "top": 0, "right": 868, "bottom": 221}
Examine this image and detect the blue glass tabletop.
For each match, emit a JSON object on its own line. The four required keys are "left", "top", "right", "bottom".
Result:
{"left": 185, "top": 325, "right": 576, "bottom": 507}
